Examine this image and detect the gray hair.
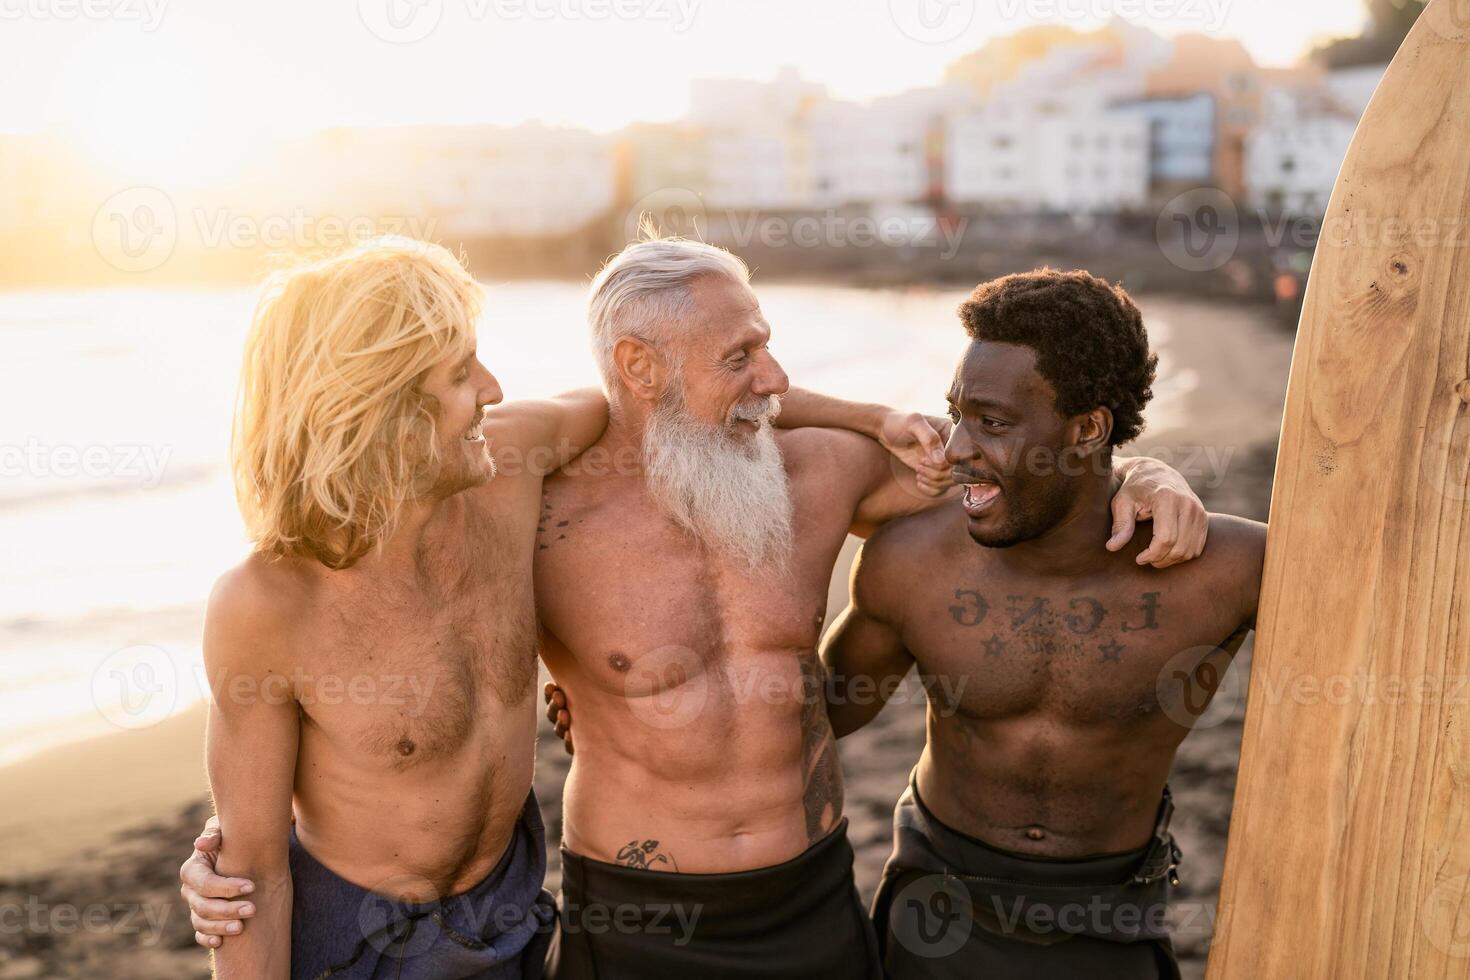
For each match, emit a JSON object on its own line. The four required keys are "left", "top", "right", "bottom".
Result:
{"left": 587, "top": 237, "right": 751, "bottom": 398}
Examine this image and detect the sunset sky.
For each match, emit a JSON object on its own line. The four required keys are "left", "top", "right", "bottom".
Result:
{"left": 2, "top": 0, "right": 1370, "bottom": 182}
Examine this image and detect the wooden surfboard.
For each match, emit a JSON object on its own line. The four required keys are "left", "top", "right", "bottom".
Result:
{"left": 1207, "top": 2, "right": 1470, "bottom": 976}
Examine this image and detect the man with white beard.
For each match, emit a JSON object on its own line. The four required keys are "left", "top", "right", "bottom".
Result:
{"left": 534, "top": 239, "right": 1208, "bottom": 978}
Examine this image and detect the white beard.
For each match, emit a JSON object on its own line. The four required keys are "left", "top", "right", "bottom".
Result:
{"left": 643, "top": 390, "right": 794, "bottom": 574}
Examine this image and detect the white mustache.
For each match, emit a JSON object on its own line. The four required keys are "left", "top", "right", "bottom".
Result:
{"left": 729, "top": 394, "right": 781, "bottom": 425}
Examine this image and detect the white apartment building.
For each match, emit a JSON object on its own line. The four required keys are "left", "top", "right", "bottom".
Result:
{"left": 808, "top": 85, "right": 972, "bottom": 207}
{"left": 945, "top": 98, "right": 1149, "bottom": 212}
{"left": 1245, "top": 89, "right": 1358, "bottom": 214}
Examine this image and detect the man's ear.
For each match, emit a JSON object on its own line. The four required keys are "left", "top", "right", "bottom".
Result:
{"left": 612, "top": 336, "right": 671, "bottom": 405}
{"left": 1072, "top": 408, "right": 1114, "bottom": 453}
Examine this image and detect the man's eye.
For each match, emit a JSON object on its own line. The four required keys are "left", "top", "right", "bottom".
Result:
{"left": 982, "top": 417, "right": 1008, "bottom": 430}
{"left": 946, "top": 407, "right": 961, "bottom": 422}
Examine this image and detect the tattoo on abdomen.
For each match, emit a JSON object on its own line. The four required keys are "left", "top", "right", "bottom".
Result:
{"left": 616, "top": 839, "right": 680, "bottom": 872}
{"left": 798, "top": 651, "right": 843, "bottom": 843}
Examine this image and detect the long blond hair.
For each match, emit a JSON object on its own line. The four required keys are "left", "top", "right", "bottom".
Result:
{"left": 232, "top": 237, "right": 481, "bottom": 569}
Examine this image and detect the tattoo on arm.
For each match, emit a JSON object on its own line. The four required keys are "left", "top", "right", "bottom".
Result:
{"left": 616, "top": 839, "right": 680, "bottom": 872}
{"left": 798, "top": 651, "right": 843, "bottom": 844}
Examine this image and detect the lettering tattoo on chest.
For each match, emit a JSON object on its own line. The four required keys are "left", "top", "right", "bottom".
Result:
{"left": 616, "top": 839, "right": 680, "bottom": 872}
{"left": 946, "top": 590, "right": 1161, "bottom": 665}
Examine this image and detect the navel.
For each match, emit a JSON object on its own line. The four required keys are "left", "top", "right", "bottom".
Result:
{"left": 608, "top": 652, "right": 631, "bottom": 673}
{"left": 1025, "top": 827, "right": 1046, "bottom": 842}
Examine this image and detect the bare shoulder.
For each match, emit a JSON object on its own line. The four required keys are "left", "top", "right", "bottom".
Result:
{"left": 855, "top": 503, "right": 964, "bottom": 595}
{"left": 204, "top": 554, "right": 310, "bottom": 671}
{"left": 777, "top": 426, "right": 885, "bottom": 483}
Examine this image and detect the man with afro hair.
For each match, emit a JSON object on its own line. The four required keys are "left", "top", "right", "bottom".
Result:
{"left": 822, "top": 269, "right": 1267, "bottom": 979}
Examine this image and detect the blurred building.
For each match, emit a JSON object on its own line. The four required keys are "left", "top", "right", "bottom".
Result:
{"left": 270, "top": 125, "right": 615, "bottom": 239}
{"left": 808, "top": 86, "right": 972, "bottom": 207}
{"left": 1112, "top": 93, "right": 1217, "bottom": 194}
{"left": 1245, "top": 84, "right": 1360, "bottom": 215}
{"left": 945, "top": 98, "right": 1148, "bottom": 212}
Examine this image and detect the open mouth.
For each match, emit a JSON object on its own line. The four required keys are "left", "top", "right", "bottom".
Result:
{"left": 959, "top": 480, "right": 1002, "bottom": 517}
{"left": 463, "top": 418, "right": 486, "bottom": 444}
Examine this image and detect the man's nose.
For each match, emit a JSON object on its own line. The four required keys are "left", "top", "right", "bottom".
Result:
{"left": 479, "top": 370, "right": 504, "bottom": 407}
{"left": 751, "top": 351, "right": 789, "bottom": 397}
{"left": 944, "top": 422, "right": 974, "bottom": 467}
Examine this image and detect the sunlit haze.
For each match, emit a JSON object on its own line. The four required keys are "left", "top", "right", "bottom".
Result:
{"left": 2, "top": 0, "right": 1367, "bottom": 184}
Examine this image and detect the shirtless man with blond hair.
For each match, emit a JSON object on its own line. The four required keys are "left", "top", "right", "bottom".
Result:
{"left": 182, "top": 239, "right": 1207, "bottom": 979}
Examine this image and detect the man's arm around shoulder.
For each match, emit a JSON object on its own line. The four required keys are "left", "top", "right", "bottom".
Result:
{"left": 204, "top": 562, "right": 300, "bottom": 979}
{"left": 821, "top": 521, "right": 921, "bottom": 738}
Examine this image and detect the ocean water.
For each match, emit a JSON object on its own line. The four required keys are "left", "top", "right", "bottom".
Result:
{"left": 0, "top": 281, "right": 1020, "bottom": 765}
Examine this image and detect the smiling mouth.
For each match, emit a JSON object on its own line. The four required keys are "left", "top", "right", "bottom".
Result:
{"left": 958, "top": 480, "right": 1002, "bottom": 517}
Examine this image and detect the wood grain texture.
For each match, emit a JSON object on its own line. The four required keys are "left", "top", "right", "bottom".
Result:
{"left": 1207, "top": 2, "right": 1470, "bottom": 976}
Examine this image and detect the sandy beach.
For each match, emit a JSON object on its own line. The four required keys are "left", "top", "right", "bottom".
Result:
{"left": 0, "top": 294, "right": 1292, "bottom": 979}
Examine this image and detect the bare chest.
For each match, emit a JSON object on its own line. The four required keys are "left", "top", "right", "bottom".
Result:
{"left": 908, "top": 582, "right": 1243, "bottom": 726}
{"left": 533, "top": 485, "right": 835, "bottom": 697}
{"left": 298, "top": 553, "right": 538, "bottom": 770}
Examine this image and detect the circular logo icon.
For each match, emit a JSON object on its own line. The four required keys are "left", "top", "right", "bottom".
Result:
{"left": 357, "top": 0, "right": 444, "bottom": 44}
{"left": 92, "top": 186, "right": 177, "bottom": 273}
{"left": 888, "top": 0, "right": 976, "bottom": 44}
{"left": 1423, "top": 874, "right": 1470, "bottom": 958}
{"left": 622, "top": 187, "right": 709, "bottom": 244}
{"left": 890, "top": 873, "right": 973, "bottom": 958}
{"left": 357, "top": 874, "right": 443, "bottom": 959}
{"left": 1156, "top": 188, "right": 1240, "bottom": 273}
{"left": 622, "top": 645, "right": 710, "bottom": 731}
{"left": 91, "top": 645, "right": 179, "bottom": 730}
{"left": 1155, "top": 644, "right": 1244, "bottom": 730}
